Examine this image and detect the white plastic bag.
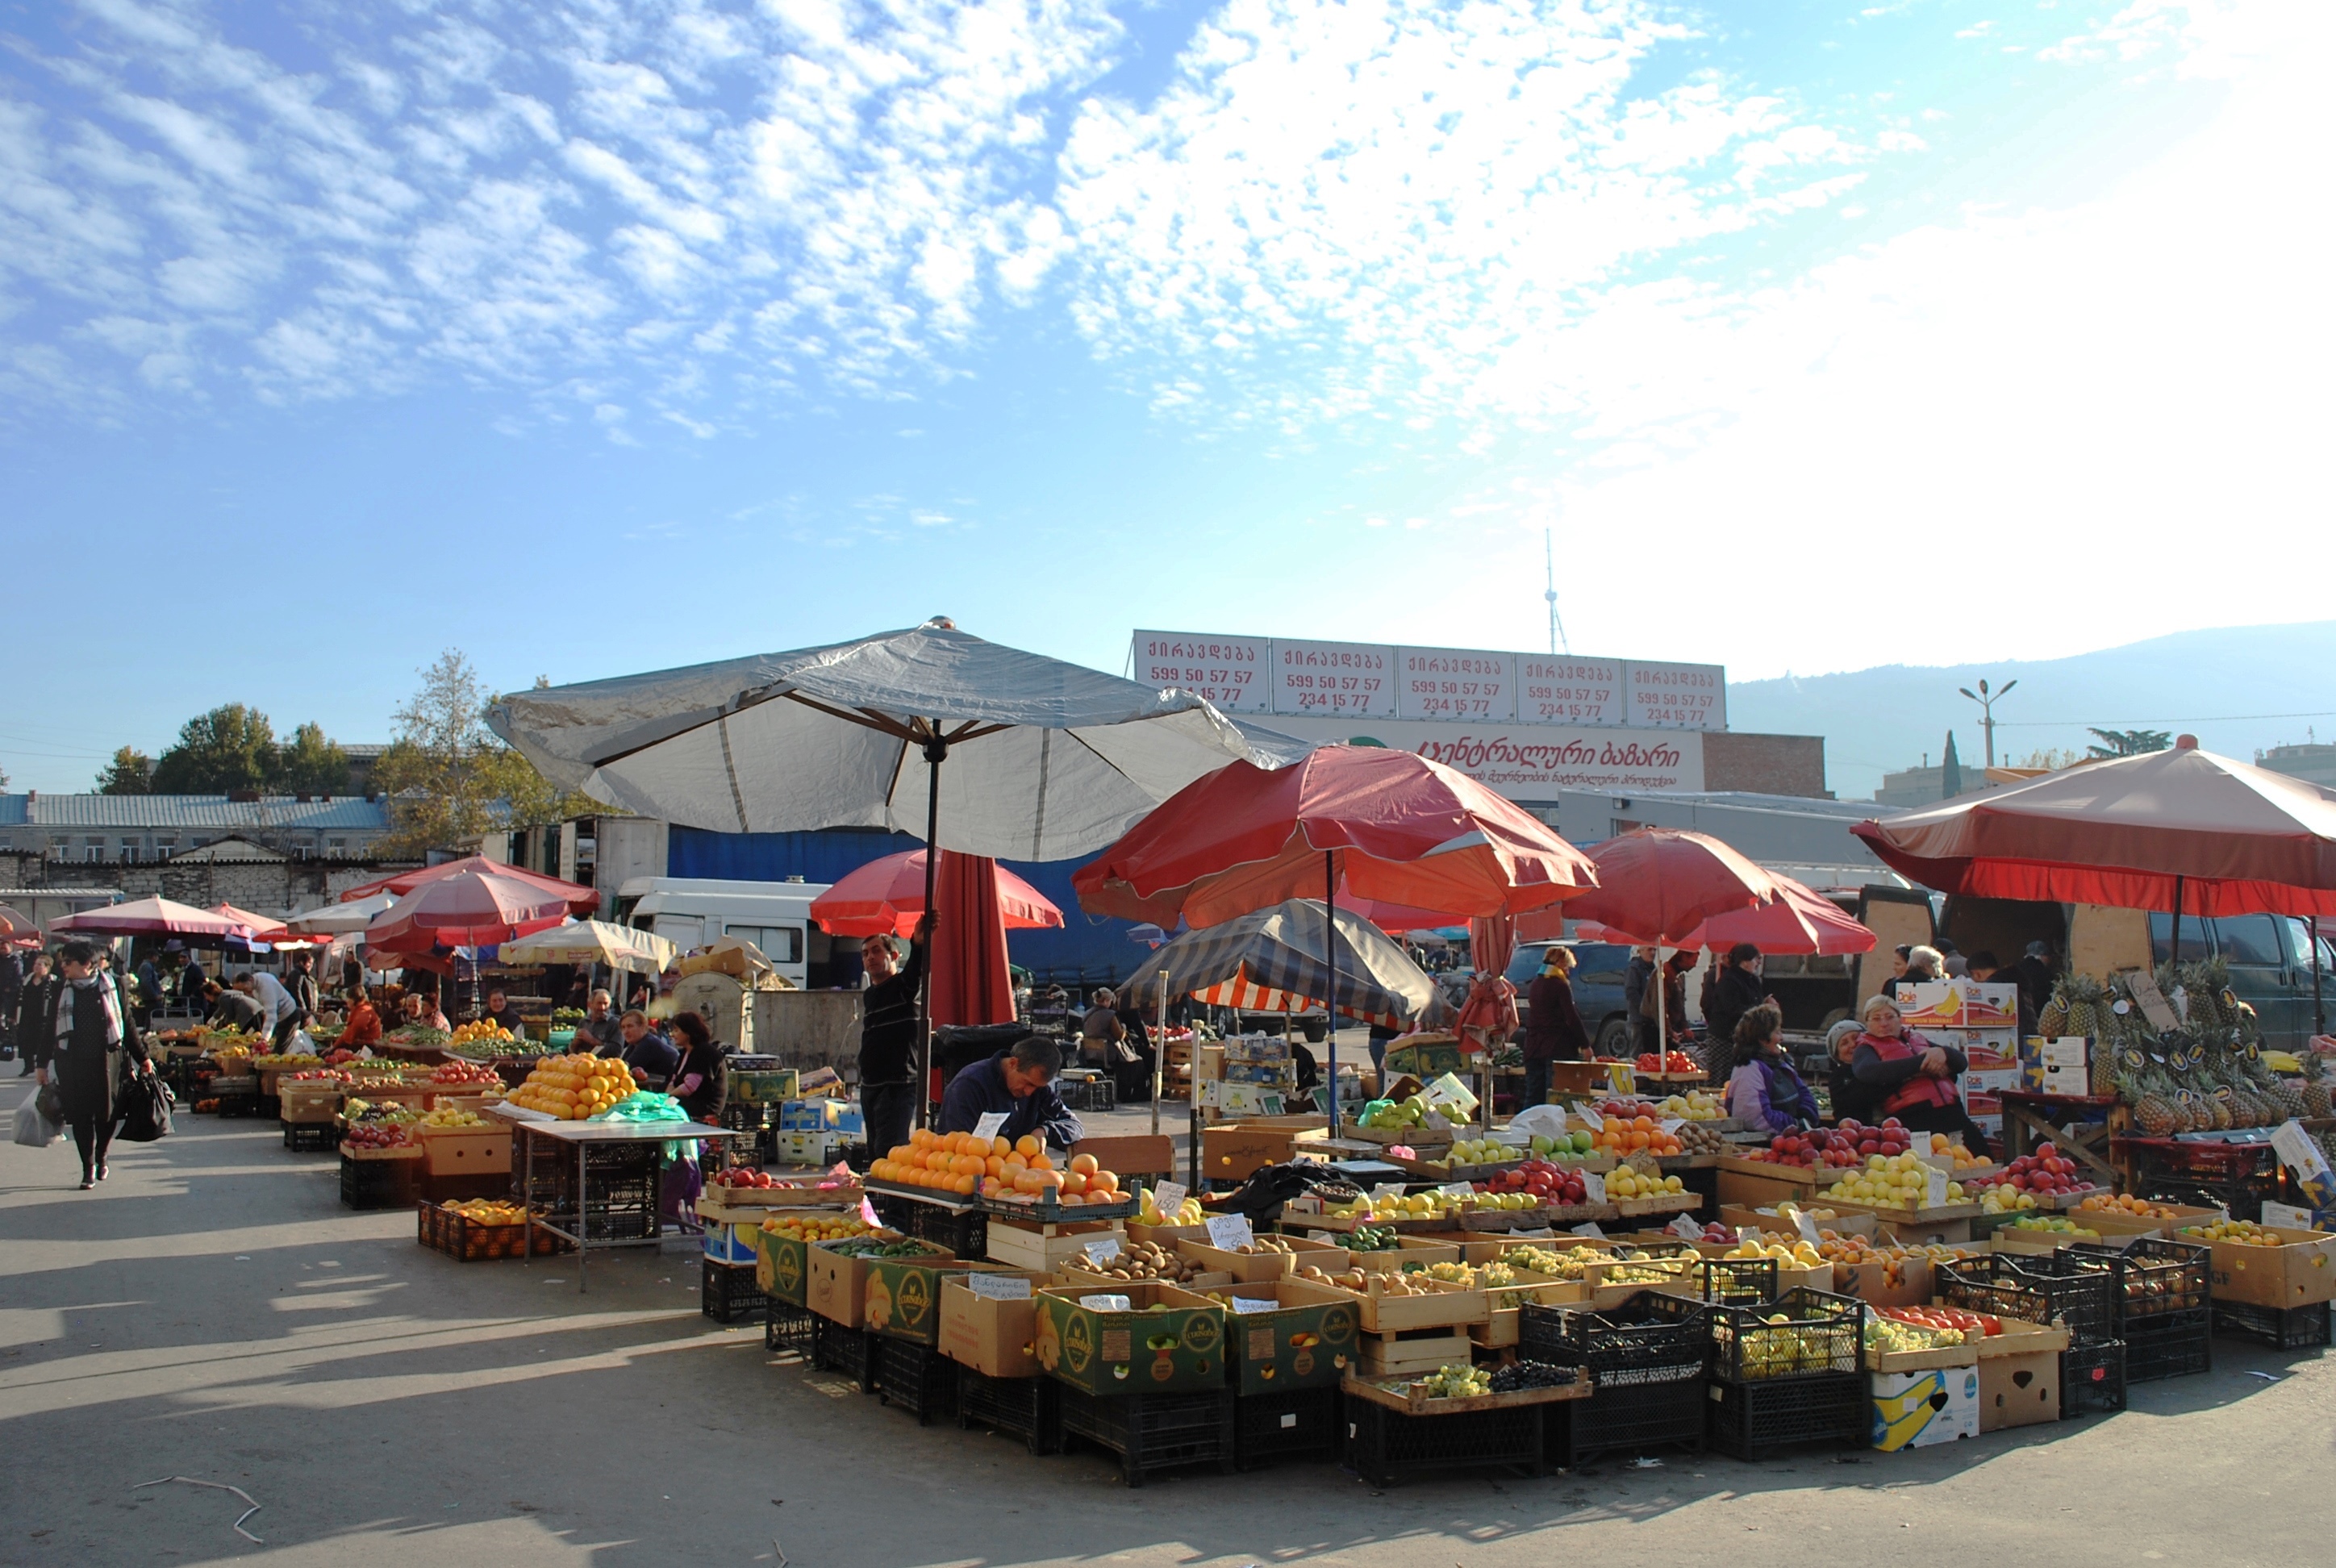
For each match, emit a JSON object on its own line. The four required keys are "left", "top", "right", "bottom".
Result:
{"left": 288, "top": 1028, "right": 316, "bottom": 1057}
{"left": 14, "top": 1099, "right": 61, "bottom": 1148}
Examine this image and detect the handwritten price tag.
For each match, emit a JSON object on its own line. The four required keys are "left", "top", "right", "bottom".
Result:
{"left": 1230, "top": 1296, "right": 1281, "bottom": 1315}
{"left": 1082, "top": 1236, "right": 1123, "bottom": 1266}
{"left": 1925, "top": 1167, "right": 1949, "bottom": 1208}
{"left": 1793, "top": 1211, "right": 1822, "bottom": 1245}
{"left": 966, "top": 1274, "right": 1032, "bottom": 1300}
{"left": 1205, "top": 1213, "right": 1255, "bottom": 1251}
{"left": 1579, "top": 1170, "right": 1607, "bottom": 1204}
{"left": 1571, "top": 1222, "right": 1608, "bottom": 1240}
{"left": 1150, "top": 1180, "right": 1187, "bottom": 1219}
{"left": 971, "top": 1111, "right": 1010, "bottom": 1144}
{"left": 1576, "top": 1104, "right": 1604, "bottom": 1131}
{"left": 1078, "top": 1294, "right": 1132, "bottom": 1312}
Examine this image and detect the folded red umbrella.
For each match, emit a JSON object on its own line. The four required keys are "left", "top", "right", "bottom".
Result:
{"left": 928, "top": 851, "right": 1017, "bottom": 1030}
{"left": 810, "top": 849, "right": 1062, "bottom": 938}
{"left": 361, "top": 865, "right": 575, "bottom": 951}
{"left": 339, "top": 854, "right": 599, "bottom": 912}
{"left": 1073, "top": 747, "right": 1596, "bottom": 928}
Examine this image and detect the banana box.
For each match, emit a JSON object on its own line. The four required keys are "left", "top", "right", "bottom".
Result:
{"left": 1032, "top": 1282, "right": 1228, "bottom": 1396}
{"left": 1870, "top": 1364, "right": 1979, "bottom": 1450}
{"left": 863, "top": 1256, "right": 1010, "bottom": 1346}
{"left": 1196, "top": 1279, "right": 1358, "bottom": 1394}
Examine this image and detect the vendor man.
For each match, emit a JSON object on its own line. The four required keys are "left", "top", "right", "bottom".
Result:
{"left": 937, "top": 1036, "right": 1083, "bottom": 1151}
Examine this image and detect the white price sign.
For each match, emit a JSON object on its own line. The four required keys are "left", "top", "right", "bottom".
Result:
{"left": 1149, "top": 1181, "right": 1187, "bottom": 1219}
{"left": 1078, "top": 1294, "right": 1132, "bottom": 1312}
{"left": 1230, "top": 1296, "right": 1282, "bottom": 1315}
{"left": 1623, "top": 660, "right": 1726, "bottom": 730}
{"left": 1082, "top": 1236, "right": 1123, "bottom": 1266}
{"left": 1270, "top": 636, "right": 1396, "bottom": 718}
{"left": 1579, "top": 1170, "right": 1608, "bottom": 1204}
{"left": 1516, "top": 655, "right": 1625, "bottom": 726}
{"left": 1571, "top": 1222, "right": 1608, "bottom": 1240}
{"left": 1397, "top": 645, "right": 1516, "bottom": 722}
{"left": 1205, "top": 1213, "right": 1256, "bottom": 1251}
{"left": 1925, "top": 1167, "right": 1950, "bottom": 1208}
{"left": 970, "top": 1111, "right": 1009, "bottom": 1144}
{"left": 1793, "top": 1211, "right": 1822, "bottom": 1245}
{"left": 1130, "top": 630, "right": 1272, "bottom": 714}
{"left": 966, "top": 1274, "right": 1032, "bottom": 1300}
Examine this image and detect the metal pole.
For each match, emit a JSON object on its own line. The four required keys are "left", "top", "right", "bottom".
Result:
{"left": 914, "top": 727, "right": 944, "bottom": 1130}
{"left": 1323, "top": 851, "right": 1339, "bottom": 1132}
{"left": 2313, "top": 919, "right": 2325, "bottom": 1036}
{"left": 1151, "top": 967, "right": 1166, "bottom": 1136}
{"left": 2168, "top": 876, "right": 2184, "bottom": 967}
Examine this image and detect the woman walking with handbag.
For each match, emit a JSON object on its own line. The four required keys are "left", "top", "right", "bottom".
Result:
{"left": 30, "top": 940, "right": 154, "bottom": 1189}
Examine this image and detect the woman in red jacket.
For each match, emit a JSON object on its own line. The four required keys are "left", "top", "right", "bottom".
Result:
{"left": 1846, "top": 995, "right": 1992, "bottom": 1155}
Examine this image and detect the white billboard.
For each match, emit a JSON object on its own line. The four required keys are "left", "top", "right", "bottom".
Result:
{"left": 1625, "top": 660, "right": 1728, "bottom": 731}
{"left": 1516, "top": 655, "right": 1625, "bottom": 727}
{"left": 1268, "top": 637, "right": 1397, "bottom": 719}
{"left": 1397, "top": 645, "right": 1516, "bottom": 722}
{"left": 1257, "top": 714, "right": 1704, "bottom": 794}
{"left": 1131, "top": 629, "right": 1272, "bottom": 715}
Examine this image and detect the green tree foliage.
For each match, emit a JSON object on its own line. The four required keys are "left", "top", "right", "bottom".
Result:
{"left": 2087, "top": 728, "right": 2172, "bottom": 759}
{"left": 373, "top": 651, "right": 599, "bottom": 857}
{"left": 152, "top": 704, "right": 277, "bottom": 793}
{"left": 273, "top": 722, "right": 350, "bottom": 794}
{"left": 96, "top": 746, "right": 154, "bottom": 794}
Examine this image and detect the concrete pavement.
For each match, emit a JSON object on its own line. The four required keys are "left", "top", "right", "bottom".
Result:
{"left": 2, "top": 1081, "right": 2326, "bottom": 1568}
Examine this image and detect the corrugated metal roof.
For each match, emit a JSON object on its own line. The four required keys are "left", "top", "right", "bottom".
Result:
{"left": 0, "top": 794, "right": 390, "bottom": 830}
{"left": 170, "top": 837, "right": 288, "bottom": 862}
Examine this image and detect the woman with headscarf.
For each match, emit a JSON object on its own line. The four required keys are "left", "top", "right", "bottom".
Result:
{"left": 30, "top": 940, "right": 153, "bottom": 1189}
{"left": 1847, "top": 995, "right": 1992, "bottom": 1153}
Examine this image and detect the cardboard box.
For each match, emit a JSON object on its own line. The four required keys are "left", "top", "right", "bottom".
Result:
{"left": 1192, "top": 1279, "right": 1360, "bottom": 1394}
{"left": 1831, "top": 1256, "right": 1938, "bottom": 1309}
{"left": 936, "top": 1270, "right": 1053, "bottom": 1378}
{"left": 419, "top": 1127, "right": 512, "bottom": 1178}
{"left": 805, "top": 1239, "right": 952, "bottom": 1327}
{"left": 728, "top": 1068, "right": 800, "bottom": 1105}
{"left": 1871, "top": 1363, "right": 1981, "bottom": 1450}
{"left": 1201, "top": 1116, "right": 1330, "bottom": 1181}
{"left": 865, "top": 1256, "right": 1007, "bottom": 1345}
{"left": 1174, "top": 1238, "right": 1298, "bottom": 1284}
{"left": 1977, "top": 1344, "right": 2060, "bottom": 1431}
{"left": 1069, "top": 1134, "right": 1174, "bottom": 1179}
{"left": 779, "top": 1099, "right": 861, "bottom": 1133}
{"left": 2179, "top": 1224, "right": 2336, "bottom": 1307}
{"left": 703, "top": 1220, "right": 758, "bottom": 1266}
{"left": 754, "top": 1228, "right": 809, "bottom": 1304}
{"left": 774, "top": 1131, "right": 840, "bottom": 1166}
{"left": 1202, "top": 1081, "right": 1291, "bottom": 1116}
{"left": 1032, "top": 1282, "right": 1228, "bottom": 1396}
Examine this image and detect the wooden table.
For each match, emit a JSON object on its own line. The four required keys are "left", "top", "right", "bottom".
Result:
{"left": 1997, "top": 1090, "right": 2121, "bottom": 1182}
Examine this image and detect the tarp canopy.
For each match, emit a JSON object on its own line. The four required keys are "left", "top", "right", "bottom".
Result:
{"left": 486, "top": 619, "right": 1310, "bottom": 862}
{"left": 1117, "top": 899, "right": 1453, "bottom": 1030}
{"left": 497, "top": 919, "right": 679, "bottom": 976}
{"left": 1852, "top": 738, "right": 2336, "bottom": 918}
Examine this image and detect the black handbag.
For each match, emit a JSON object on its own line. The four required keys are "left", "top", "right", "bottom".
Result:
{"left": 118, "top": 1071, "right": 175, "bottom": 1143}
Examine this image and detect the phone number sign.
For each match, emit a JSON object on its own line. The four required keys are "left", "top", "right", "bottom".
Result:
{"left": 1399, "top": 646, "right": 1515, "bottom": 721}
{"left": 1270, "top": 638, "right": 1395, "bottom": 718}
{"left": 1133, "top": 631, "right": 1271, "bottom": 715}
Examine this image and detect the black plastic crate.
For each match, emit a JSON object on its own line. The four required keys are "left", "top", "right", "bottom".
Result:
{"left": 1704, "top": 1371, "right": 1865, "bottom": 1461}
{"left": 703, "top": 1258, "right": 769, "bottom": 1324}
{"left": 1708, "top": 1288, "right": 1862, "bottom": 1383}
{"left": 282, "top": 1120, "right": 339, "bottom": 1153}
{"left": 339, "top": 1154, "right": 420, "bottom": 1211}
{"left": 1520, "top": 1292, "right": 1711, "bottom": 1385}
{"left": 2064, "top": 1238, "right": 2211, "bottom": 1328}
{"left": 1057, "top": 1385, "right": 1237, "bottom": 1487}
{"left": 1344, "top": 1399, "right": 1546, "bottom": 1487}
{"left": 812, "top": 1318, "right": 879, "bottom": 1393}
{"left": 214, "top": 1090, "right": 260, "bottom": 1119}
{"left": 1550, "top": 1372, "right": 1708, "bottom": 1468}
{"left": 1938, "top": 1254, "right": 2117, "bottom": 1348}
{"left": 875, "top": 1337, "right": 957, "bottom": 1425}
{"left": 257, "top": 1094, "right": 281, "bottom": 1119}
{"left": 2123, "top": 1307, "right": 2213, "bottom": 1382}
{"left": 765, "top": 1299, "right": 816, "bottom": 1357}
{"left": 1057, "top": 1076, "right": 1116, "bottom": 1113}
{"left": 1233, "top": 1386, "right": 1341, "bottom": 1469}
{"left": 2211, "top": 1299, "right": 2331, "bottom": 1350}
{"left": 895, "top": 1201, "right": 986, "bottom": 1260}
{"left": 955, "top": 1367, "right": 1060, "bottom": 1455}
{"left": 1700, "top": 1257, "right": 1779, "bottom": 1307}
{"left": 2060, "top": 1338, "right": 2126, "bottom": 1418}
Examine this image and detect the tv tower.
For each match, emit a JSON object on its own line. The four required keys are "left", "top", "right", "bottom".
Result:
{"left": 1544, "top": 529, "right": 1571, "bottom": 656}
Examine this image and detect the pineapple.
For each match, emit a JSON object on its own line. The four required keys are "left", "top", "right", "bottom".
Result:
{"left": 2134, "top": 1094, "right": 2178, "bottom": 1135}
{"left": 2304, "top": 1082, "right": 2333, "bottom": 1118}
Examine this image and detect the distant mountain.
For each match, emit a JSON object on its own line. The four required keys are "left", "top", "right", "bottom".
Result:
{"left": 1729, "top": 621, "right": 2336, "bottom": 802}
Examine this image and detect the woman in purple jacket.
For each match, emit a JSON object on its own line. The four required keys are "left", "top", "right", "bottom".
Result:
{"left": 1725, "top": 1004, "right": 1818, "bottom": 1134}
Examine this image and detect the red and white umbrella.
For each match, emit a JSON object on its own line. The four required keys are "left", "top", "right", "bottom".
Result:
{"left": 810, "top": 848, "right": 1062, "bottom": 938}
{"left": 51, "top": 897, "right": 263, "bottom": 940}
{"left": 362, "top": 865, "right": 576, "bottom": 952}
{"left": 1536, "top": 874, "right": 1876, "bottom": 956}
{"left": 339, "top": 854, "right": 599, "bottom": 913}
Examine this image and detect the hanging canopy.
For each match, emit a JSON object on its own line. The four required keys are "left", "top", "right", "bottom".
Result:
{"left": 0, "top": 904, "right": 41, "bottom": 950}
{"left": 1071, "top": 746, "right": 1597, "bottom": 928}
{"left": 1851, "top": 738, "right": 2336, "bottom": 917}
{"left": 363, "top": 865, "right": 576, "bottom": 953}
{"left": 928, "top": 852, "right": 1016, "bottom": 1028}
{"left": 51, "top": 898, "right": 261, "bottom": 940}
{"left": 1543, "top": 872, "right": 1876, "bottom": 955}
{"left": 809, "top": 849, "right": 1063, "bottom": 938}
{"left": 486, "top": 619, "right": 1308, "bottom": 861}
{"left": 1559, "top": 828, "right": 1781, "bottom": 945}
{"left": 496, "top": 919, "right": 679, "bottom": 976}
{"left": 1118, "top": 899, "right": 1453, "bottom": 1031}
{"left": 340, "top": 855, "right": 600, "bottom": 912}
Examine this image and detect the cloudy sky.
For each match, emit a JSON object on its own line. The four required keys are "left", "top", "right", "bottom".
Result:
{"left": 4, "top": 0, "right": 2328, "bottom": 792}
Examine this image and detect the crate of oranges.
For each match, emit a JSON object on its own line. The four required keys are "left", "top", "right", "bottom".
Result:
{"left": 503, "top": 1053, "right": 642, "bottom": 1121}
{"left": 867, "top": 1128, "right": 1135, "bottom": 1216}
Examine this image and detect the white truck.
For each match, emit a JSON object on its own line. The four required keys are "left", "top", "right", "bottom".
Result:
{"left": 611, "top": 876, "right": 839, "bottom": 992}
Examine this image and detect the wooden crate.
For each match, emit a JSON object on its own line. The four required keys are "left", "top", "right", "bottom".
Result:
{"left": 1358, "top": 1328, "right": 1476, "bottom": 1378}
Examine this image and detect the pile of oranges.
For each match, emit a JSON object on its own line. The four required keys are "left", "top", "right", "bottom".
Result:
{"left": 504, "top": 1053, "right": 640, "bottom": 1121}
{"left": 1587, "top": 1115, "right": 1683, "bottom": 1157}
{"left": 870, "top": 1128, "right": 1124, "bottom": 1204}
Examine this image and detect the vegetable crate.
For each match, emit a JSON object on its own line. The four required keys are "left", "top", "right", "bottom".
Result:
{"left": 1549, "top": 1374, "right": 1709, "bottom": 1467}
{"left": 2064, "top": 1238, "right": 2212, "bottom": 1332}
{"left": 1938, "top": 1255, "right": 2117, "bottom": 1349}
{"left": 1057, "top": 1076, "right": 1116, "bottom": 1113}
{"left": 765, "top": 1299, "right": 817, "bottom": 1358}
{"left": 891, "top": 1199, "right": 987, "bottom": 1261}
{"left": 955, "top": 1367, "right": 1061, "bottom": 1456}
{"left": 1708, "top": 1289, "right": 1864, "bottom": 1385}
{"left": 703, "top": 1258, "right": 769, "bottom": 1324}
{"left": 1057, "top": 1385, "right": 1237, "bottom": 1487}
{"left": 339, "top": 1149, "right": 421, "bottom": 1211}
{"left": 1523, "top": 1293, "right": 1712, "bottom": 1466}
{"left": 2210, "top": 1299, "right": 2331, "bottom": 1350}
{"left": 417, "top": 1201, "right": 567, "bottom": 1262}
{"left": 811, "top": 1317, "right": 879, "bottom": 1395}
{"left": 2121, "top": 1307, "right": 2213, "bottom": 1382}
{"left": 1233, "top": 1386, "right": 1343, "bottom": 1469}
{"left": 874, "top": 1337, "right": 957, "bottom": 1426}
{"left": 2059, "top": 1338, "right": 2127, "bottom": 1419}
{"left": 282, "top": 1120, "right": 340, "bottom": 1153}
{"left": 1704, "top": 1372, "right": 1867, "bottom": 1462}
{"left": 1343, "top": 1399, "right": 1546, "bottom": 1488}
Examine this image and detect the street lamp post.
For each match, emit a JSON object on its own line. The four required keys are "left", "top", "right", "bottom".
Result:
{"left": 1958, "top": 678, "right": 2017, "bottom": 769}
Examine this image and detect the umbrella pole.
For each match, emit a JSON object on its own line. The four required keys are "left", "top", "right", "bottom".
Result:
{"left": 1151, "top": 967, "right": 1166, "bottom": 1136}
{"left": 1654, "top": 944, "right": 1667, "bottom": 1064}
{"left": 2169, "top": 876, "right": 2184, "bottom": 967}
{"left": 2314, "top": 922, "right": 2326, "bottom": 1037}
{"left": 1324, "top": 851, "right": 1338, "bottom": 1132}
{"left": 915, "top": 733, "right": 945, "bottom": 1131}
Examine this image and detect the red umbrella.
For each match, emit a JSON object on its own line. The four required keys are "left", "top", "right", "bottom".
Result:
{"left": 209, "top": 903, "right": 292, "bottom": 945}
{"left": 0, "top": 904, "right": 40, "bottom": 950}
{"left": 1852, "top": 738, "right": 2336, "bottom": 942}
{"left": 1072, "top": 749, "right": 1596, "bottom": 928}
{"left": 1546, "top": 874, "right": 1875, "bottom": 955}
{"left": 51, "top": 897, "right": 262, "bottom": 940}
{"left": 928, "top": 851, "right": 1016, "bottom": 1033}
{"left": 339, "top": 855, "right": 599, "bottom": 913}
{"left": 810, "top": 849, "right": 1062, "bottom": 938}
{"left": 361, "top": 865, "right": 576, "bottom": 951}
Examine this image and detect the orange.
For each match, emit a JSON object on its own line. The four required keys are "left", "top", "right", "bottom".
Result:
{"left": 1088, "top": 1171, "right": 1119, "bottom": 1195}
{"left": 1015, "top": 1135, "right": 1041, "bottom": 1159}
{"left": 953, "top": 1174, "right": 977, "bottom": 1195}
{"left": 985, "top": 1157, "right": 1006, "bottom": 1178}
{"left": 992, "top": 1136, "right": 1012, "bottom": 1157}
{"left": 1069, "top": 1153, "right": 1099, "bottom": 1177}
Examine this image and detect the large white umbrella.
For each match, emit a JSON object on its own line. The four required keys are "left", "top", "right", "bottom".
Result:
{"left": 496, "top": 919, "right": 678, "bottom": 976}
{"left": 286, "top": 894, "right": 398, "bottom": 936}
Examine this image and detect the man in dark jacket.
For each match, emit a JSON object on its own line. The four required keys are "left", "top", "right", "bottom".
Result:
{"left": 936, "top": 1036, "right": 1083, "bottom": 1151}
{"left": 1701, "top": 944, "right": 1771, "bottom": 1082}
{"left": 1522, "top": 948, "right": 1590, "bottom": 1107}
{"left": 857, "top": 915, "right": 931, "bottom": 1158}
{"left": 1623, "top": 947, "right": 1654, "bottom": 1055}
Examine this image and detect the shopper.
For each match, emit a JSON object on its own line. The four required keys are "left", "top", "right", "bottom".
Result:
{"left": 1847, "top": 995, "right": 1992, "bottom": 1153}
{"left": 1700, "top": 943, "right": 1770, "bottom": 1080}
{"left": 17, "top": 953, "right": 59, "bottom": 1075}
{"left": 341, "top": 986, "right": 383, "bottom": 1047}
{"left": 236, "top": 970, "right": 304, "bottom": 1051}
{"left": 936, "top": 1035, "right": 1083, "bottom": 1151}
{"left": 617, "top": 1010, "right": 679, "bottom": 1089}
{"left": 1521, "top": 946, "right": 1590, "bottom": 1107}
{"left": 856, "top": 915, "right": 931, "bottom": 1161}
{"left": 399, "top": 990, "right": 449, "bottom": 1032}
{"left": 1078, "top": 988, "right": 1130, "bottom": 1067}
{"left": 204, "top": 980, "right": 267, "bottom": 1033}
{"left": 287, "top": 953, "right": 320, "bottom": 1029}
{"left": 0, "top": 946, "right": 21, "bottom": 1054}
{"left": 135, "top": 953, "right": 166, "bottom": 1028}
{"left": 1637, "top": 950, "right": 1694, "bottom": 1056}
{"left": 2004, "top": 940, "right": 2058, "bottom": 1020}
{"left": 1896, "top": 945, "right": 1945, "bottom": 996}
{"left": 177, "top": 954, "right": 208, "bottom": 1007}
{"left": 1726, "top": 1004, "right": 1817, "bottom": 1134}
{"left": 668, "top": 1011, "right": 727, "bottom": 1122}
{"left": 1623, "top": 946, "right": 1654, "bottom": 1053}
{"left": 577, "top": 988, "right": 625, "bottom": 1054}
{"left": 29, "top": 940, "right": 153, "bottom": 1188}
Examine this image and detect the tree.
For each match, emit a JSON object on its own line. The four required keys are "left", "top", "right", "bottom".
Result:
{"left": 152, "top": 704, "right": 277, "bottom": 793}
{"left": 96, "top": 747, "right": 154, "bottom": 794}
{"left": 372, "top": 650, "right": 599, "bottom": 857}
{"left": 1940, "top": 731, "right": 1963, "bottom": 800}
{"left": 2014, "top": 747, "right": 2081, "bottom": 770}
{"left": 273, "top": 722, "right": 350, "bottom": 794}
{"left": 2088, "top": 728, "right": 2171, "bottom": 759}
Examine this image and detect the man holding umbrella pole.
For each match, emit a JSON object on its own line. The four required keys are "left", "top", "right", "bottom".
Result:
{"left": 857, "top": 913, "right": 933, "bottom": 1161}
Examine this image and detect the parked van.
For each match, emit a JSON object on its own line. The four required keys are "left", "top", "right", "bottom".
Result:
{"left": 611, "top": 877, "right": 844, "bottom": 990}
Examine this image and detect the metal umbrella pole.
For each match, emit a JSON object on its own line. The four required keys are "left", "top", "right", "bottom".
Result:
{"left": 914, "top": 725, "right": 945, "bottom": 1130}
{"left": 1151, "top": 967, "right": 1166, "bottom": 1136}
{"left": 1323, "top": 852, "right": 1339, "bottom": 1131}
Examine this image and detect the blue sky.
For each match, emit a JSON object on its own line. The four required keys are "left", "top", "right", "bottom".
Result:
{"left": 5, "top": 0, "right": 2328, "bottom": 794}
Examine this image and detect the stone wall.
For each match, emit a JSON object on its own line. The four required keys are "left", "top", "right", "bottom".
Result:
{"left": 0, "top": 854, "right": 411, "bottom": 915}
{"left": 1701, "top": 732, "right": 1829, "bottom": 798}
